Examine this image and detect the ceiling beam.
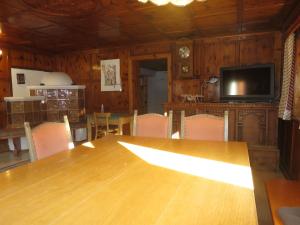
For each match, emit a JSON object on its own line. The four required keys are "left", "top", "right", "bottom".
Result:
{"left": 282, "top": 0, "right": 300, "bottom": 36}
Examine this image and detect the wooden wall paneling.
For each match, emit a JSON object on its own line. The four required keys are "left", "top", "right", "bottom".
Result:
{"left": 200, "top": 39, "right": 237, "bottom": 75}
{"left": 0, "top": 48, "right": 9, "bottom": 77}
{"left": 0, "top": 78, "right": 11, "bottom": 127}
{"left": 193, "top": 39, "right": 202, "bottom": 76}
{"left": 255, "top": 35, "right": 274, "bottom": 64}
{"left": 56, "top": 49, "right": 130, "bottom": 113}
{"left": 273, "top": 32, "right": 283, "bottom": 99}
{"left": 130, "top": 41, "right": 172, "bottom": 56}
{"left": 193, "top": 37, "right": 238, "bottom": 101}
{"left": 0, "top": 48, "right": 11, "bottom": 128}
{"left": 240, "top": 33, "right": 275, "bottom": 65}
{"left": 56, "top": 53, "right": 92, "bottom": 85}
{"left": 172, "top": 79, "right": 201, "bottom": 103}
{"left": 33, "top": 53, "right": 56, "bottom": 71}
{"left": 10, "top": 49, "right": 55, "bottom": 71}
{"left": 10, "top": 49, "right": 35, "bottom": 68}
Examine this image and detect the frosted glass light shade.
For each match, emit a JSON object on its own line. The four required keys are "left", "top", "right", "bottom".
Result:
{"left": 138, "top": 0, "right": 205, "bottom": 6}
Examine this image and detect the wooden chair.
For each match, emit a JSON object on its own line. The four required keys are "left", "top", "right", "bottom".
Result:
{"left": 93, "top": 112, "right": 118, "bottom": 139}
{"left": 132, "top": 110, "right": 173, "bottom": 138}
{"left": 180, "top": 111, "right": 229, "bottom": 141}
{"left": 24, "top": 115, "right": 74, "bottom": 162}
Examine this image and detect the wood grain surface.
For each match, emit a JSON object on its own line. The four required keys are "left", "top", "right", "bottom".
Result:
{"left": 266, "top": 179, "right": 300, "bottom": 225}
{"left": 0, "top": 135, "right": 257, "bottom": 225}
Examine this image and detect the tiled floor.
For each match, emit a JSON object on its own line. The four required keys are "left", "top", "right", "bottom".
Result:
{"left": 0, "top": 145, "right": 283, "bottom": 225}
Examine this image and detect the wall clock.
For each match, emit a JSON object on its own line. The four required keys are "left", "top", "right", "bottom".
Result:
{"left": 175, "top": 39, "right": 193, "bottom": 78}
{"left": 178, "top": 46, "right": 190, "bottom": 59}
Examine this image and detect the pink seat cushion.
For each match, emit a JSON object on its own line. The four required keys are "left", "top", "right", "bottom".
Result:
{"left": 136, "top": 114, "right": 169, "bottom": 138}
{"left": 184, "top": 116, "right": 224, "bottom": 141}
{"left": 32, "top": 123, "right": 70, "bottom": 160}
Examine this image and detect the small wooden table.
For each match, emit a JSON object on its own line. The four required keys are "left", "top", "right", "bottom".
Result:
{"left": 87, "top": 113, "right": 132, "bottom": 141}
{"left": 0, "top": 135, "right": 257, "bottom": 225}
{"left": 0, "top": 128, "right": 25, "bottom": 156}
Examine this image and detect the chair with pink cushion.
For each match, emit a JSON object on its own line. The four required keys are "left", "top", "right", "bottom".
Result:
{"left": 24, "top": 115, "right": 74, "bottom": 162}
{"left": 132, "top": 110, "right": 173, "bottom": 139}
{"left": 180, "top": 111, "right": 228, "bottom": 141}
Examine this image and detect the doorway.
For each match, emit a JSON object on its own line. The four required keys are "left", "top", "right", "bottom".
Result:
{"left": 138, "top": 59, "right": 168, "bottom": 114}
{"left": 128, "top": 54, "right": 172, "bottom": 114}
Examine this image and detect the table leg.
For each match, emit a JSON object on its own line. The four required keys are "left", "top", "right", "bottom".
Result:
{"left": 87, "top": 116, "right": 92, "bottom": 141}
{"left": 12, "top": 137, "right": 21, "bottom": 156}
{"left": 118, "top": 119, "right": 123, "bottom": 135}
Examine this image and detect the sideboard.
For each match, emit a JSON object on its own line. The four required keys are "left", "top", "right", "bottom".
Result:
{"left": 164, "top": 102, "right": 279, "bottom": 170}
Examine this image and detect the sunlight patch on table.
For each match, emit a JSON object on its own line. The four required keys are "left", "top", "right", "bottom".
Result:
{"left": 118, "top": 141, "right": 253, "bottom": 190}
{"left": 81, "top": 141, "right": 95, "bottom": 149}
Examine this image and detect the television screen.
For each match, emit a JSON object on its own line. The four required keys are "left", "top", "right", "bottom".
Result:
{"left": 220, "top": 64, "right": 275, "bottom": 102}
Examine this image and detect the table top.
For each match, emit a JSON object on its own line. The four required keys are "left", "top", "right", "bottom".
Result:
{"left": 0, "top": 135, "right": 257, "bottom": 225}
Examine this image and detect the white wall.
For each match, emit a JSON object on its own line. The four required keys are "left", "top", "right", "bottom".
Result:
{"left": 11, "top": 68, "right": 49, "bottom": 97}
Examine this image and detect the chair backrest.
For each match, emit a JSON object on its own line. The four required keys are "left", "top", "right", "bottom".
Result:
{"left": 93, "top": 112, "right": 113, "bottom": 139}
{"left": 180, "top": 111, "right": 229, "bottom": 141}
{"left": 94, "top": 112, "right": 111, "bottom": 131}
{"left": 132, "top": 110, "right": 173, "bottom": 139}
{"left": 24, "top": 115, "right": 74, "bottom": 162}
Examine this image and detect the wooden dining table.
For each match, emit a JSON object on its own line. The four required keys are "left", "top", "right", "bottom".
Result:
{"left": 0, "top": 135, "right": 258, "bottom": 225}
{"left": 87, "top": 113, "right": 132, "bottom": 141}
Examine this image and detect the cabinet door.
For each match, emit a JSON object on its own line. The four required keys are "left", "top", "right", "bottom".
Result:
{"left": 237, "top": 110, "right": 266, "bottom": 145}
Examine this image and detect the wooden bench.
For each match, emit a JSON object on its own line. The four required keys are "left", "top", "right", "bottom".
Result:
{"left": 266, "top": 179, "right": 300, "bottom": 225}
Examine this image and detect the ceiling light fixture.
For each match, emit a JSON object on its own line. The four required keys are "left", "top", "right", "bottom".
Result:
{"left": 0, "top": 49, "right": 3, "bottom": 61}
{"left": 138, "top": 0, "right": 206, "bottom": 7}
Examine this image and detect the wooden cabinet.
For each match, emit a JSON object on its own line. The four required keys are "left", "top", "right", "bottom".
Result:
{"left": 237, "top": 110, "right": 266, "bottom": 145}
{"left": 164, "top": 102, "right": 279, "bottom": 170}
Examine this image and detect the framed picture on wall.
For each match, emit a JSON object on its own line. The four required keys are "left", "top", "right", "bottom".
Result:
{"left": 100, "top": 59, "right": 122, "bottom": 91}
{"left": 17, "top": 73, "right": 25, "bottom": 84}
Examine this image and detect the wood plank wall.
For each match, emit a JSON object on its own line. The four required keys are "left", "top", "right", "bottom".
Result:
{"left": 0, "top": 31, "right": 282, "bottom": 128}
{"left": 0, "top": 48, "right": 55, "bottom": 127}
{"left": 55, "top": 32, "right": 282, "bottom": 113}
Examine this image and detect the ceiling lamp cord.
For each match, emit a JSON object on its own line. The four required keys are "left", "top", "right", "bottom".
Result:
{"left": 138, "top": 0, "right": 206, "bottom": 7}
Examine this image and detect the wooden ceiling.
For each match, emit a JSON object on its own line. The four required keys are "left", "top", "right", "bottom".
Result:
{"left": 0, "top": 0, "right": 298, "bottom": 53}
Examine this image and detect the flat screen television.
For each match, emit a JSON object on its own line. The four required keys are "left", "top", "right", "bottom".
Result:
{"left": 220, "top": 64, "right": 275, "bottom": 102}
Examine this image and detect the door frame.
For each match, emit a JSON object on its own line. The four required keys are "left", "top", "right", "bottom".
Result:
{"left": 128, "top": 53, "right": 172, "bottom": 113}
